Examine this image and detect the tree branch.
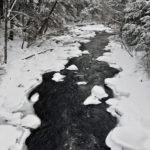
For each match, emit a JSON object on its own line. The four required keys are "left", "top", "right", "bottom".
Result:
{"left": 7, "top": 0, "right": 18, "bottom": 18}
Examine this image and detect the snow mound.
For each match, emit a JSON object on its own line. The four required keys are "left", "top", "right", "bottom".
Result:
{"left": 21, "top": 114, "right": 41, "bottom": 129}
{"left": 108, "top": 126, "right": 147, "bottom": 150}
{"left": 106, "top": 98, "right": 119, "bottom": 106}
{"left": 0, "top": 108, "right": 23, "bottom": 124}
{"left": 103, "top": 52, "right": 112, "bottom": 56}
{"left": 0, "top": 125, "right": 22, "bottom": 150}
{"left": 30, "top": 93, "right": 39, "bottom": 103}
{"left": 105, "top": 77, "right": 130, "bottom": 98}
{"left": 97, "top": 55, "right": 122, "bottom": 70}
{"left": 67, "top": 65, "right": 78, "bottom": 70}
{"left": 96, "top": 55, "right": 115, "bottom": 64}
{"left": 82, "top": 50, "right": 90, "bottom": 55}
{"left": 78, "top": 32, "right": 96, "bottom": 39}
{"left": 52, "top": 73, "right": 65, "bottom": 82}
{"left": 83, "top": 95, "right": 101, "bottom": 105}
{"left": 77, "top": 81, "right": 87, "bottom": 85}
{"left": 92, "top": 85, "right": 108, "bottom": 99}
{"left": 83, "top": 85, "right": 108, "bottom": 105}
{"left": 76, "top": 24, "right": 113, "bottom": 33}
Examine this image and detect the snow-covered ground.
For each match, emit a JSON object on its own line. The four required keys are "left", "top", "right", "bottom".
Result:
{"left": 0, "top": 24, "right": 112, "bottom": 150}
{"left": 97, "top": 37, "right": 150, "bottom": 150}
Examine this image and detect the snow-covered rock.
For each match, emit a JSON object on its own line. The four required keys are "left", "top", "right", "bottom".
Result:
{"left": 83, "top": 85, "right": 108, "bottom": 105}
{"left": 77, "top": 81, "right": 87, "bottom": 85}
{"left": 96, "top": 55, "right": 115, "bottom": 64}
{"left": 52, "top": 73, "right": 65, "bottom": 82}
{"left": 83, "top": 95, "right": 101, "bottom": 105}
{"left": 67, "top": 65, "right": 78, "bottom": 71}
{"left": 91, "top": 85, "right": 108, "bottom": 99}
{"left": 30, "top": 93, "right": 39, "bottom": 103}
{"left": 82, "top": 50, "right": 90, "bottom": 55}
{"left": 21, "top": 114, "right": 41, "bottom": 129}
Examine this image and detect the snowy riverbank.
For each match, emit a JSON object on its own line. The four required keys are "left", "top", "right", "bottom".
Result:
{"left": 100, "top": 37, "right": 150, "bottom": 150}
{"left": 1, "top": 23, "right": 150, "bottom": 150}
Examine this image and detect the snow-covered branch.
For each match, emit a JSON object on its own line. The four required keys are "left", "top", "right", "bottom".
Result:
{"left": 7, "top": 0, "right": 18, "bottom": 18}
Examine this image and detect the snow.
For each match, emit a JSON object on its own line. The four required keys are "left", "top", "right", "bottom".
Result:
{"left": 102, "top": 37, "right": 150, "bottom": 150}
{"left": 0, "top": 125, "right": 24, "bottom": 150}
{"left": 73, "top": 24, "right": 113, "bottom": 33}
{"left": 96, "top": 55, "right": 122, "bottom": 70}
{"left": 83, "top": 85, "right": 108, "bottom": 105}
{"left": 82, "top": 50, "right": 90, "bottom": 55}
{"left": 0, "top": 24, "right": 112, "bottom": 150}
{"left": 21, "top": 115, "right": 41, "bottom": 129}
{"left": 107, "top": 126, "right": 147, "bottom": 150}
{"left": 91, "top": 85, "right": 108, "bottom": 99}
{"left": 67, "top": 64, "right": 78, "bottom": 70}
{"left": 97, "top": 55, "right": 115, "bottom": 64}
{"left": 30, "top": 93, "right": 39, "bottom": 103}
{"left": 77, "top": 81, "right": 87, "bottom": 85}
{"left": 52, "top": 73, "right": 66, "bottom": 82}
{"left": 83, "top": 95, "right": 101, "bottom": 105}
{"left": 69, "top": 24, "right": 113, "bottom": 40}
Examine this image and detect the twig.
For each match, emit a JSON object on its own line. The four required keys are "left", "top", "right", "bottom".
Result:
{"left": 11, "top": 11, "right": 33, "bottom": 19}
{"left": 7, "top": 0, "right": 18, "bottom": 18}
{"left": 23, "top": 54, "right": 35, "bottom": 60}
{"left": 22, "top": 49, "right": 53, "bottom": 60}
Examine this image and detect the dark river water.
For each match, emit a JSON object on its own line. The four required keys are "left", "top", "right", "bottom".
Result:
{"left": 26, "top": 31, "right": 119, "bottom": 150}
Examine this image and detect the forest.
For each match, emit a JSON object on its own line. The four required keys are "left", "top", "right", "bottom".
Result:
{"left": 0, "top": 0, "right": 150, "bottom": 69}
{"left": 0, "top": 0, "right": 150, "bottom": 150}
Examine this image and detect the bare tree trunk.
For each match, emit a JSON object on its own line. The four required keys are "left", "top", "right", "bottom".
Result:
{"left": 21, "top": 15, "right": 25, "bottom": 49}
{"left": 0, "top": 0, "right": 3, "bottom": 18}
{"left": 4, "top": 0, "right": 8, "bottom": 64}
{"left": 38, "top": 0, "right": 58, "bottom": 35}
{"left": 9, "top": 0, "right": 14, "bottom": 40}
{"left": 9, "top": 18, "right": 14, "bottom": 40}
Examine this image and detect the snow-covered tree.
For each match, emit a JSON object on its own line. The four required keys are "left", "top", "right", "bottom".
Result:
{"left": 122, "top": 0, "right": 150, "bottom": 72}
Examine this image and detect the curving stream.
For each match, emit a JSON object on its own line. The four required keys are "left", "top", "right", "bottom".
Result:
{"left": 26, "top": 31, "right": 119, "bottom": 150}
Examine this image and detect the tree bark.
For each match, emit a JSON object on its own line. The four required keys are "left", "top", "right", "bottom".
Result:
{"left": 0, "top": 0, "right": 3, "bottom": 18}
{"left": 9, "top": 0, "right": 14, "bottom": 40}
{"left": 38, "top": 0, "right": 58, "bottom": 35}
{"left": 4, "top": 0, "right": 8, "bottom": 63}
